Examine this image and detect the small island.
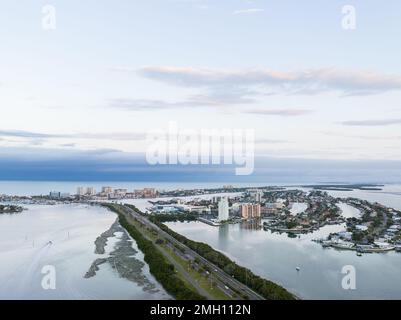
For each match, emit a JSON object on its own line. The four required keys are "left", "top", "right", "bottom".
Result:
{"left": 0, "top": 204, "right": 24, "bottom": 214}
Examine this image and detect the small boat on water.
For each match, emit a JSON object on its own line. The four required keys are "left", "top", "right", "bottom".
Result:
{"left": 296, "top": 267, "right": 300, "bottom": 272}
{"left": 330, "top": 241, "right": 356, "bottom": 251}
{"left": 356, "top": 252, "right": 362, "bottom": 257}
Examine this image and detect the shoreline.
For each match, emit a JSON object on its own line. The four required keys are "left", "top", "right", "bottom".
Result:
{"left": 85, "top": 218, "right": 160, "bottom": 294}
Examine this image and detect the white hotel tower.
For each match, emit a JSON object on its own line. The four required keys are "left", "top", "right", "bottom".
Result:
{"left": 218, "top": 197, "right": 229, "bottom": 222}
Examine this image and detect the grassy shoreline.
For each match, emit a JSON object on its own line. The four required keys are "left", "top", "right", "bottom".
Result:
{"left": 103, "top": 203, "right": 206, "bottom": 300}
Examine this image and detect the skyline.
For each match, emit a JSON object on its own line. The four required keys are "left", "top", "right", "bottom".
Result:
{"left": 1, "top": 1, "right": 401, "bottom": 181}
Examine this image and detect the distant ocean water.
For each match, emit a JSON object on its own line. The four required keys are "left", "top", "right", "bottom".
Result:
{"left": 0, "top": 180, "right": 305, "bottom": 196}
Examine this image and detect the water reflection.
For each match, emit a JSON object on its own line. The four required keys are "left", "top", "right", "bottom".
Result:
{"left": 218, "top": 224, "right": 229, "bottom": 250}
{"left": 240, "top": 219, "right": 262, "bottom": 231}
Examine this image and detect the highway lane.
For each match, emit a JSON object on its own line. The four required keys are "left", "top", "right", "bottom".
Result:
{"left": 121, "top": 205, "right": 264, "bottom": 300}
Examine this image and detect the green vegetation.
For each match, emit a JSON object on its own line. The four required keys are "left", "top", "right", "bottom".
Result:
{"left": 162, "top": 244, "right": 231, "bottom": 300}
{"left": 285, "top": 221, "right": 298, "bottom": 229}
{"left": 150, "top": 215, "right": 295, "bottom": 300}
{"left": 352, "top": 230, "right": 366, "bottom": 242}
{"left": 103, "top": 203, "right": 205, "bottom": 300}
{"left": 126, "top": 203, "right": 199, "bottom": 222}
{"left": 149, "top": 212, "right": 199, "bottom": 223}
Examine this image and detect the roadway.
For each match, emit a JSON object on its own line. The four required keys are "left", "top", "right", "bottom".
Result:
{"left": 121, "top": 204, "right": 264, "bottom": 300}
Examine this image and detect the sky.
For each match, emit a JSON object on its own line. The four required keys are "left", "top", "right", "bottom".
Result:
{"left": 1, "top": 0, "right": 401, "bottom": 182}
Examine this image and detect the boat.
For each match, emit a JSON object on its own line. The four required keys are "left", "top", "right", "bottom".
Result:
{"left": 321, "top": 240, "right": 332, "bottom": 248}
{"left": 296, "top": 267, "right": 300, "bottom": 272}
{"left": 356, "top": 252, "right": 362, "bottom": 257}
{"left": 330, "top": 241, "right": 356, "bottom": 251}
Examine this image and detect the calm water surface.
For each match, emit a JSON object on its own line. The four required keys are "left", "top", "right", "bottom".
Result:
{"left": 0, "top": 204, "right": 169, "bottom": 299}
{"left": 165, "top": 220, "right": 401, "bottom": 299}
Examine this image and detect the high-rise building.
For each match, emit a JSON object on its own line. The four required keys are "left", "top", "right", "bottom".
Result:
{"left": 86, "top": 187, "right": 96, "bottom": 196}
{"left": 218, "top": 197, "right": 229, "bottom": 221}
{"left": 241, "top": 204, "right": 261, "bottom": 220}
{"left": 77, "top": 187, "right": 86, "bottom": 196}
{"left": 77, "top": 187, "right": 96, "bottom": 196}
{"left": 102, "top": 186, "right": 113, "bottom": 194}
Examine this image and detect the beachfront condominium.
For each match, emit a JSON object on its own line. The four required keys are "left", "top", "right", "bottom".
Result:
{"left": 86, "top": 187, "right": 96, "bottom": 196}
{"left": 77, "top": 187, "right": 96, "bottom": 196}
{"left": 77, "top": 187, "right": 86, "bottom": 196}
{"left": 102, "top": 186, "right": 113, "bottom": 194}
{"left": 241, "top": 204, "right": 261, "bottom": 220}
{"left": 218, "top": 197, "right": 229, "bottom": 221}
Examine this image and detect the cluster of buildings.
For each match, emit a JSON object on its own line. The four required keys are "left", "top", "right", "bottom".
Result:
{"left": 151, "top": 196, "right": 267, "bottom": 223}
{"left": 261, "top": 202, "right": 285, "bottom": 215}
{"left": 162, "top": 187, "right": 289, "bottom": 224}
{"left": 248, "top": 189, "right": 264, "bottom": 202}
{"left": 212, "top": 196, "right": 264, "bottom": 222}
{"left": 45, "top": 186, "right": 159, "bottom": 201}
{"left": 49, "top": 191, "right": 71, "bottom": 199}
{"left": 74, "top": 186, "right": 158, "bottom": 200}
{"left": 190, "top": 189, "right": 280, "bottom": 223}
{"left": 134, "top": 188, "right": 158, "bottom": 198}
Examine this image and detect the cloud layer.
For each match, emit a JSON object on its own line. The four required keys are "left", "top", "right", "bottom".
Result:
{"left": 245, "top": 108, "right": 312, "bottom": 117}
{"left": 107, "top": 66, "right": 401, "bottom": 114}
{"left": 341, "top": 119, "right": 401, "bottom": 126}
{"left": 138, "top": 66, "right": 401, "bottom": 96}
{"left": 233, "top": 8, "right": 264, "bottom": 15}
{"left": 0, "top": 129, "right": 147, "bottom": 141}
